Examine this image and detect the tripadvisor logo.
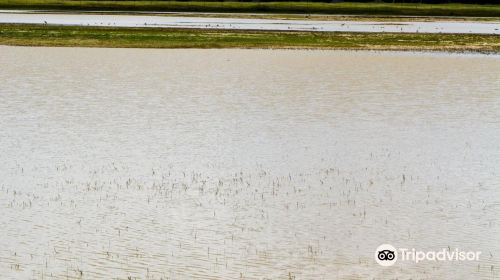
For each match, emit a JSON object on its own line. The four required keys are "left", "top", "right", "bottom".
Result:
{"left": 375, "top": 244, "right": 481, "bottom": 266}
{"left": 375, "top": 244, "right": 397, "bottom": 266}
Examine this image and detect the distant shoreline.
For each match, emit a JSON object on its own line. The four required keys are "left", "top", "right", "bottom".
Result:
{"left": 0, "top": 1, "right": 499, "bottom": 17}
{"left": 1, "top": 24, "right": 499, "bottom": 53}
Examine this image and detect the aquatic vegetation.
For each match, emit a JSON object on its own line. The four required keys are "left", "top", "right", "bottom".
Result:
{"left": 0, "top": 48, "right": 498, "bottom": 279}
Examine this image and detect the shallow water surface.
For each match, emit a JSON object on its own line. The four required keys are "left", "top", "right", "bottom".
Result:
{"left": 1, "top": 11, "right": 500, "bottom": 34}
{"left": 0, "top": 47, "right": 499, "bottom": 279}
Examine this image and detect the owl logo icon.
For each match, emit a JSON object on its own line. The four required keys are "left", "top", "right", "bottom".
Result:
{"left": 375, "top": 244, "right": 397, "bottom": 266}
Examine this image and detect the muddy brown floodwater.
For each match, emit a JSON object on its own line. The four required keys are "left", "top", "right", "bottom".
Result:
{"left": 0, "top": 46, "right": 499, "bottom": 279}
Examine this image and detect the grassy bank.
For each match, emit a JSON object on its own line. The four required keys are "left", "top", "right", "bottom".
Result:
{"left": 0, "top": 1, "right": 499, "bottom": 17}
{"left": 1, "top": 24, "right": 499, "bottom": 52}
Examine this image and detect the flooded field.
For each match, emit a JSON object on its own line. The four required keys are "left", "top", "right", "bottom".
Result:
{"left": 1, "top": 11, "right": 500, "bottom": 34}
{"left": 0, "top": 47, "right": 499, "bottom": 279}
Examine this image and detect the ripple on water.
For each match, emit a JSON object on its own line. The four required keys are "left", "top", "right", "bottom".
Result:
{"left": 0, "top": 47, "right": 499, "bottom": 279}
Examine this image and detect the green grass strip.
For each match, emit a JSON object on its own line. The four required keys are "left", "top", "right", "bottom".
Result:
{"left": 1, "top": 24, "right": 499, "bottom": 52}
